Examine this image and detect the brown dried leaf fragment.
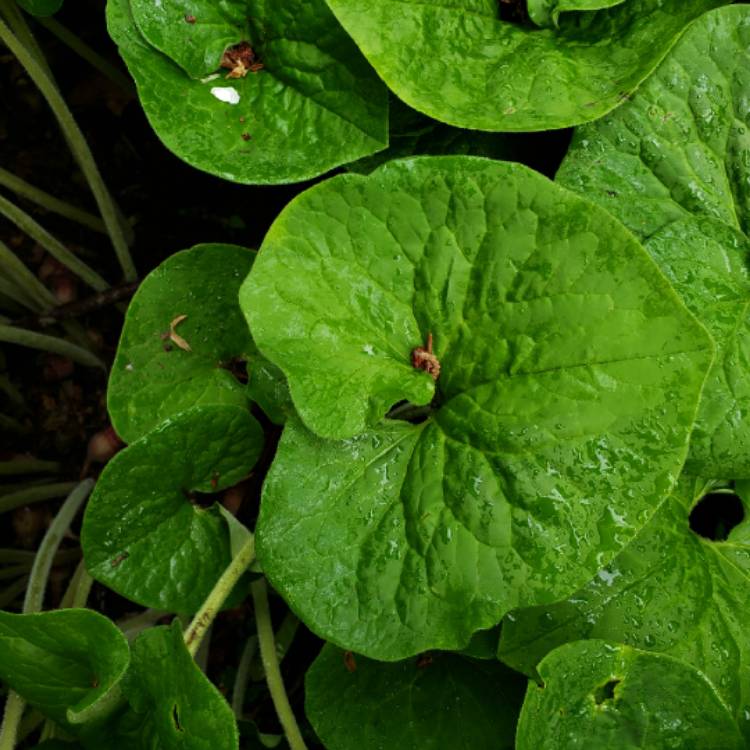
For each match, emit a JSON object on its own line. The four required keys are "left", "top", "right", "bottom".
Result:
{"left": 185, "top": 14, "right": 196, "bottom": 23}
{"left": 169, "top": 314, "right": 192, "bottom": 352}
{"left": 220, "top": 42, "right": 264, "bottom": 79}
{"left": 411, "top": 332, "right": 440, "bottom": 380}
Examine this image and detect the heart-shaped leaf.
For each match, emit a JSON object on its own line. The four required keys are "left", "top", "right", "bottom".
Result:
{"left": 306, "top": 644, "right": 525, "bottom": 749}
{"left": 0, "top": 609, "right": 129, "bottom": 729}
{"left": 324, "top": 0, "right": 723, "bottom": 132}
{"left": 516, "top": 640, "right": 744, "bottom": 749}
{"left": 106, "top": 243, "right": 283, "bottom": 442}
{"left": 106, "top": 0, "right": 388, "bottom": 184}
{"left": 79, "top": 621, "right": 239, "bottom": 750}
{"left": 81, "top": 404, "right": 263, "bottom": 612}
{"left": 498, "top": 476, "right": 750, "bottom": 740}
{"left": 557, "top": 5, "right": 750, "bottom": 476}
{"left": 242, "top": 156, "right": 713, "bottom": 658}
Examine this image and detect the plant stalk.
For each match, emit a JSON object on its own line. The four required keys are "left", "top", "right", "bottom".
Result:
{"left": 0, "top": 458, "right": 60, "bottom": 476}
{"left": 0, "top": 18, "right": 137, "bottom": 281}
{"left": 0, "top": 241, "right": 56, "bottom": 311}
{"left": 251, "top": 578, "right": 308, "bottom": 750}
{"left": 0, "top": 481, "right": 78, "bottom": 515}
{"left": 184, "top": 534, "right": 255, "bottom": 657}
{"left": 231, "top": 634, "right": 258, "bottom": 718}
{"left": 0, "top": 192, "right": 109, "bottom": 291}
{"left": 0, "top": 325, "right": 106, "bottom": 370}
{"left": 0, "top": 480, "right": 94, "bottom": 750}
{"left": 0, "top": 167, "right": 106, "bottom": 234}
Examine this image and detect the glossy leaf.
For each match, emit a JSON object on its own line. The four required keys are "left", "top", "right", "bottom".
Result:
{"left": 557, "top": 5, "right": 750, "bottom": 476}
{"left": 0, "top": 609, "right": 129, "bottom": 728}
{"left": 324, "top": 0, "right": 723, "bottom": 132}
{"left": 81, "top": 404, "right": 262, "bottom": 612}
{"left": 499, "top": 477, "right": 750, "bottom": 740}
{"left": 108, "top": 244, "right": 256, "bottom": 443}
{"left": 527, "top": 0, "right": 627, "bottom": 28}
{"left": 80, "top": 622, "right": 239, "bottom": 750}
{"left": 106, "top": 0, "right": 388, "bottom": 184}
{"left": 17, "top": 0, "right": 63, "bottom": 16}
{"left": 306, "top": 644, "right": 524, "bottom": 750}
{"left": 243, "top": 156, "right": 713, "bottom": 658}
{"left": 516, "top": 640, "right": 744, "bottom": 749}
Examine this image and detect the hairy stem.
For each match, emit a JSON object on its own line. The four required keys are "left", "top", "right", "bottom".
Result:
{"left": 251, "top": 578, "right": 308, "bottom": 750}
{"left": 184, "top": 534, "right": 255, "bottom": 657}
{"left": 0, "top": 325, "right": 106, "bottom": 369}
{"left": 0, "top": 167, "right": 105, "bottom": 234}
{"left": 0, "top": 18, "right": 137, "bottom": 281}
{"left": 0, "top": 193, "right": 108, "bottom": 291}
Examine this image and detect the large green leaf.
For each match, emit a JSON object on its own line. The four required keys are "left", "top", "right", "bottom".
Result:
{"left": 498, "top": 477, "right": 750, "bottom": 739}
{"left": 323, "top": 0, "right": 723, "bottom": 132}
{"left": 108, "top": 244, "right": 257, "bottom": 443}
{"left": 305, "top": 644, "right": 525, "bottom": 749}
{"left": 242, "top": 156, "right": 713, "bottom": 659}
{"left": 557, "top": 5, "right": 750, "bottom": 476}
{"left": 106, "top": 0, "right": 388, "bottom": 184}
{"left": 79, "top": 622, "right": 239, "bottom": 750}
{"left": 0, "top": 609, "right": 129, "bottom": 729}
{"left": 516, "top": 640, "right": 744, "bottom": 749}
{"left": 81, "top": 404, "right": 262, "bottom": 612}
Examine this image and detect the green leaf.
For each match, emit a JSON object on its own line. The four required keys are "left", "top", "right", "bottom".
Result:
{"left": 306, "top": 644, "right": 525, "bottom": 750}
{"left": 516, "top": 640, "right": 744, "bottom": 749}
{"left": 106, "top": 0, "right": 388, "bottom": 184}
{"left": 323, "top": 0, "right": 723, "bottom": 132}
{"left": 108, "top": 244, "right": 257, "bottom": 443}
{"left": 0, "top": 609, "right": 129, "bottom": 729}
{"left": 557, "top": 5, "right": 750, "bottom": 476}
{"left": 246, "top": 356, "right": 292, "bottom": 426}
{"left": 527, "top": 0, "right": 626, "bottom": 28}
{"left": 498, "top": 477, "right": 750, "bottom": 740}
{"left": 243, "top": 155, "right": 713, "bottom": 659}
{"left": 17, "top": 0, "right": 63, "bottom": 17}
{"left": 81, "top": 404, "right": 263, "bottom": 612}
{"left": 80, "top": 621, "right": 239, "bottom": 750}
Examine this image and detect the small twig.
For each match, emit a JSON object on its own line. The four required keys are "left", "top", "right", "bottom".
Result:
{"left": 18, "top": 281, "right": 139, "bottom": 328}
{"left": 0, "top": 167, "right": 106, "bottom": 235}
{"left": 0, "top": 325, "right": 106, "bottom": 369}
{"left": 251, "top": 578, "right": 308, "bottom": 750}
{"left": 183, "top": 534, "right": 256, "bottom": 657}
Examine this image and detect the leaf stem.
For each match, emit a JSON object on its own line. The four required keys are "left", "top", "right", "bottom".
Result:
{"left": 36, "top": 16, "right": 136, "bottom": 97}
{"left": 0, "top": 458, "right": 60, "bottom": 476}
{"left": 0, "top": 241, "right": 56, "bottom": 311}
{"left": 251, "top": 578, "right": 308, "bottom": 750}
{"left": 0, "top": 167, "right": 106, "bottom": 234}
{"left": 0, "top": 481, "right": 77, "bottom": 515}
{"left": 0, "top": 193, "right": 109, "bottom": 291}
{"left": 184, "top": 534, "right": 255, "bottom": 657}
{"left": 0, "top": 480, "right": 94, "bottom": 750}
{"left": 0, "top": 17, "right": 137, "bottom": 281}
{"left": 0, "top": 325, "right": 106, "bottom": 369}
{"left": 231, "top": 634, "right": 258, "bottom": 718}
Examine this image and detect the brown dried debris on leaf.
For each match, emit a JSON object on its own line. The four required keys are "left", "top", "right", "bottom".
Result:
{"left": 411, "top": 332, "right": 440, "bottom": 381}
{"left": 168, "top": 314, "right": 192, "bottom": 352}
{"left": 220, "top": 42, "right": 264, "bottom": 79}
